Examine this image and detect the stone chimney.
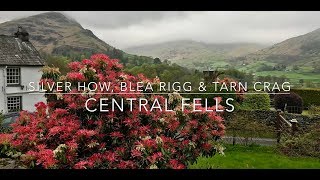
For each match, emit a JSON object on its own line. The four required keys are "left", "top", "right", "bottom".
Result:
{"left": 14, "top": 26, "right": 29, "bottom": 41}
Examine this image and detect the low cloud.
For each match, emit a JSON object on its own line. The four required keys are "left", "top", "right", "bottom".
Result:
{"left": 1, "top": 11, "right": 320, "bottom": 48}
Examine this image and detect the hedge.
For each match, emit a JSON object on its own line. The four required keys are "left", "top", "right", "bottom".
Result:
{"left": 240, "top": 92, "right": 271, "bottom": 110}
{"left": 291, "top": 88, "right": 320, "bottom": 107}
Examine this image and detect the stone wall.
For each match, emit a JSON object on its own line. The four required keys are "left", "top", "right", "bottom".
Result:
{"left": 283, "top": 113, "right": 320, "bottom": 127}
{"left": 224, "top": 110, "right": 320, "bottom": 128}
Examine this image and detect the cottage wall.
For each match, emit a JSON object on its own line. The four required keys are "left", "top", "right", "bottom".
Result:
{"left": 21, "top": 66, "right": 46, "bottom": 112}
{"left": 0, "top": 66, "right": 45, "bottom": 114}
{"left": 0, "top": 67, "right": 4, "bottom": 114}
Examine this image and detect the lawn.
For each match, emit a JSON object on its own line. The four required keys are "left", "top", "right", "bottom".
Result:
{"left": 189, "top": 144, "right": 320, "bottom": 169}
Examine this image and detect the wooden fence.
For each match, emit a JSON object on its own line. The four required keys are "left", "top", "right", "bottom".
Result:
{"left": 276, "top": 109, "right": 298, "bottom": 143}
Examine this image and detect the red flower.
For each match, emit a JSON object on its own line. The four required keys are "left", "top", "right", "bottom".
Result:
{"left": 35, "top": 102, "right": 47, "bottom": 111}
{"left": 88, "top": 153, "right": 103, "bottom": 165}
{"left": 131, "top": 149, "right": 142, "bottom": 158}
{"left": 147, "top": 152, "right": 163, "bottom": 164}
{"left": 82, "top": 59, "right": 94, "bottom": 66}
{"left": 188, "top": 120, "right": 198, "bottom": 128}
{"left": 142, "top": 139, "right": 157, "bottom": 149}
{"left": 48, "top": 126, "right": 62, "bottom": 137}
{"left": 67, "top": 72, "right": 86, "bottom": 81}
{"left": 115, "top": 147, "right": 126, "bottom": 155}
{"left": 68, "top": 103, "right": 77, "bottom": 109}
{"left": 68, "top": 61, "right": 84, "bottom": 71}
{"left": 117, "top": 161, "right": 128, "bottom": 169}
{"left": 0, "top": 134, "right": 12, "bottom": 144}
{"left": 53, "top": 108, "right": 68, "bottom": 116}
{"left": 168, "top": 120, "right": 180, "bottom": 131}
{"left": 66, "top": 140, "right": 78, "bottom": 151}
{"left": 76, "top": 129, "right": 96, "bottom": 139}
{"left": 74, "top": 161, "right": 89, "bottom": 169}
{"left": 104, "top": 151, "right": 117, "bottom": 163}
{"left": 110, "top": 131, "right": 124, "bottom": 138}
{"left": 169, "top": 159, "right": 185, "bottom": 169}
{"left": 36, "top": 149, "right": 57, "bottom": 168}
{"left": 202, "top": 143, "right": 212, "bottom": 152}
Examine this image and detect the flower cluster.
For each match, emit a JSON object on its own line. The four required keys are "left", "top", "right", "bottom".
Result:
{"left": 219, "top": 77, "right": 246, "bottom": 101}
{"left": 0, "top": 54, "right": 225, "bottom": 169}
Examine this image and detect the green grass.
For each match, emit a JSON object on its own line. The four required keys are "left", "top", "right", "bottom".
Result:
{"left": 302, "top": 110, "right": 311, "bottom": 116}
{"left": 254, "top": 71, "right": 320, "bottom": 84}
{"left": 237, "top": 61, "right": 277, "bottom": 72}
{"left": 189, "top": 144, "right": 320, "bottom": 169}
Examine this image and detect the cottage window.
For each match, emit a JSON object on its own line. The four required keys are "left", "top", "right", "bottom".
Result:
{"left": 7, "top": 96, "right": 22, "bottom": 112}
{"left": 6, "top": 67, "right": 21, "bottom": 85}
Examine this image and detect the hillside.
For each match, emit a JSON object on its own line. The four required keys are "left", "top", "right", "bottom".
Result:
{"left": 243, "top": 28, "right": 320, "bottom": 68}
{"left": 125, "top": 40, "right": 265, "bottom": 70}
{"left": 227, "top": 28, "right": 320, "bottom": 85}
{"left": 0, "top": 12, "right": 152, "bottom": 65}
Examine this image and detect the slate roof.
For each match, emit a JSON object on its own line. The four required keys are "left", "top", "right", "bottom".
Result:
{"left": 0, "top": 35, "right": 44, "bottom": 66}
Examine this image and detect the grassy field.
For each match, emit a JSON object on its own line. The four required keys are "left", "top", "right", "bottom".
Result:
{"left": 189, "top": 144, "right": 320, "bottom": 169}
{"left": 254, "top": 71, "right": 320, "bottom": 84}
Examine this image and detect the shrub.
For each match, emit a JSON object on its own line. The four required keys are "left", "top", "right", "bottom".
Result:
{"left": 308, "top": 105, "right": 320, "bottom": 116}
{"left": 0, "top": 134, "right": 21, "bottom": 159}
{"left": 274, "top": 92, "right": 303, "bottom": 114}
{"left": 226, "top": 111, "right": 275, "bottom": 141}
{"left": 0, "top": 54, "right": 225, "bottom": 169}
{"left": 278, "top": 122, "right": 320, "bottom": 158}
{"left": 240, "top": 92, "right": 270, "bottom": 110}
{"left": 291, "top": 89, "right": 320, "bottom": 108}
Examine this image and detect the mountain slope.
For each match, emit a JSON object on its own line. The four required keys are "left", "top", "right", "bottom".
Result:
{"left": 125, "top": 40, "right": 265, "bottom": 70}
{"left": 246, "top": 28, "right": 320, "bottom": 65}
{"left": 0, "top": 12, "right": 152, "bottom": 65}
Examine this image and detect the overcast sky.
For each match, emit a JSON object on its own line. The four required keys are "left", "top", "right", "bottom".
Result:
{"left": 1, "top": 11, "right": 320, "bottom": 48}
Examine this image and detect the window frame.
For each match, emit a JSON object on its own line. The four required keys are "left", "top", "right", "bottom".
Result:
{"left": 6, "top": 67, "right": 21, "bottom": 86}
{"left": 7, "top": 96, "right": 22, "bottom": 113}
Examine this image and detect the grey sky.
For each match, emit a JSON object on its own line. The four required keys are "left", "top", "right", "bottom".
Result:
{"left": 1, "top": 11, "right": 320, "bottom": 48}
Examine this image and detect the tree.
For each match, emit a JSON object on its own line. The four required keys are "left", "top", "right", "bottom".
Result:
{"left": 293, "top": 65, "right": 300, "bottom": 71}
{"left": 278, "top": 75, "right": 287, "bottom": 84}
{"left": 153, "top": 58, "right": 161, "bottom": 64}
{"left": 163, "top": 59, "right": 171, "bottom": 65}
{"left": 42, "top": 54, "right": 71, "bottom": 75}
{"left": 274, "top": 92, "right": 303, "bottom": 114}
{"left": 299, "top": 79, "right": 304, "bottom": 86}
{"left": 210, "top": 68, "right": 224, "bottom": 81}
{"left": 257, "top": 64, "right": 273, "bottom": 72}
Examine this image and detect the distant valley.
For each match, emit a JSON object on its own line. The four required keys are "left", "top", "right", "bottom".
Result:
{"left": 125, "top": 30, "right": 320, "bottom": 84}
{"left": 125, "top": 40, "right": 265, "bottom": 70}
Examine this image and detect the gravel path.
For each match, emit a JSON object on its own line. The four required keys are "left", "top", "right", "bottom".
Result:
{"left": 222, "top": 136, "right": 277, "bottom": 146}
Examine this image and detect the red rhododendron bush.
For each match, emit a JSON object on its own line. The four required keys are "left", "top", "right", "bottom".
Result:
{"left": 0, "top": 54, "right": 225, "bottom": 169}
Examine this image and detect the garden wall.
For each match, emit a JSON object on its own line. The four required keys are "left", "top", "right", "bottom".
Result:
{"left": 224, "top": 110, "right": 320, "bottom": 128}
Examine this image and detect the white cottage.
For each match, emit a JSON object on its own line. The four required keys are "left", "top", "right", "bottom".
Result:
{"left": 0, "top": 27, "right": 46, "bottom": 117}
